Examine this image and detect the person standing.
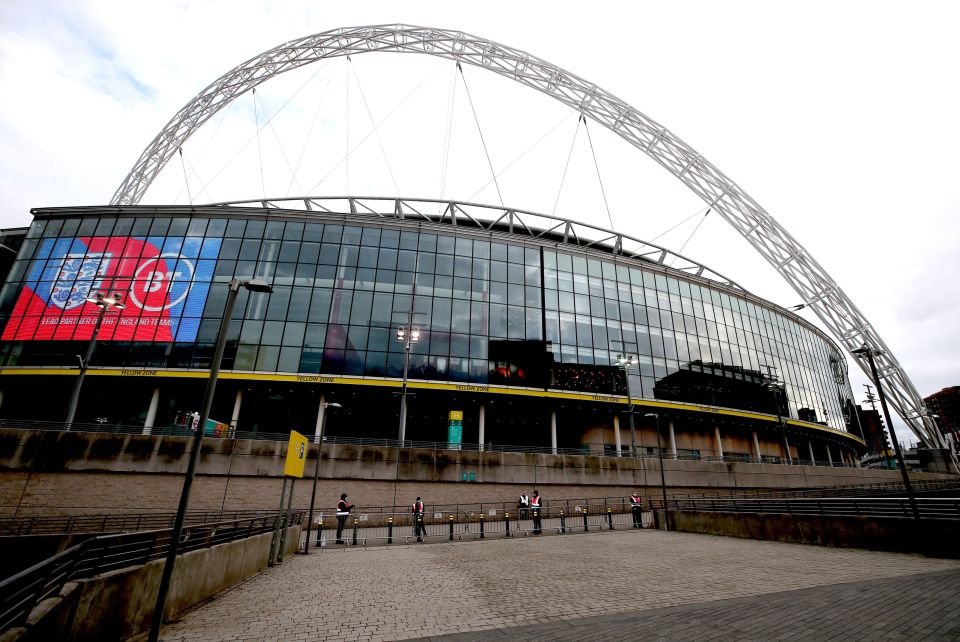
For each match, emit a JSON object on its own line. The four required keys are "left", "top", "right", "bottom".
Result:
{"left": 335, "top": 493, "right": 352, "bottom": 544}
{"left": 630, "top": 491, "right": 643, "bottom": 528}
{"left": 412, "top": 496, "right": 427, "bottom": 542}
{"left": 530, "top": 490, "right": 543, "bottom": 534}
{"left": 518, "top": 491, "right": 530, "bottom": 520}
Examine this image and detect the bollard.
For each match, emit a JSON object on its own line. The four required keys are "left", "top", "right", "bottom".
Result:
{"left": 505, "top": 511, "right": 511, "bottom": 537}
{"left": 607, "top": 507, "right": 614, "bottom": 530}
{"left": 480, "top": 513, "right": 485, "bottom": 539}
{"left": 316, "top": 519, "right": 323, "bottom": 546}
{"left": 583, "top": 507, "right": 589, "bottom": 532}
{"left": 387, "top": 516, "right": 393, "bottom": 544}
{"left": 449, "top": 515, "right": 454, "bottom": 541}
{"left": 352, "top": 517, "right": 358, "bottom": 546}
{"left": 560, "top": 510, "right": 566, "bottom": 534}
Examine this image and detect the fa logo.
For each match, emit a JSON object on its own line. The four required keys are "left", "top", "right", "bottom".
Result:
{"left": 297, "top": 442, "right": 305, "bottom": 460}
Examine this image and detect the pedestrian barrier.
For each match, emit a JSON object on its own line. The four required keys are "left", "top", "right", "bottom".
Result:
{"left": 652, "top": 497, "right": 960, "bottom": 520}
{"left": 300, "top": 504, "right": 652, "bottom": 549}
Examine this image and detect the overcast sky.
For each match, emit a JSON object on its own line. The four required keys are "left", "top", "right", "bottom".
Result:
{"left": 1, "top": 0, "right": 957, "bottom": 442}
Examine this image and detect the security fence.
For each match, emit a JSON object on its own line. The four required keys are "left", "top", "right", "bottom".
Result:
{"left": 650, "top": 497, "right": 960, "bottom": 520}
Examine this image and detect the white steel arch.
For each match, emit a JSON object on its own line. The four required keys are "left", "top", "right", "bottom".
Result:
{"left": 111, "top": 24, "right": 943, "bottom": 448}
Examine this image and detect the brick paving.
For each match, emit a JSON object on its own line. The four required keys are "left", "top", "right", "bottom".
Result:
{"left": 159, "top": 530, "right": 960, "bottom": 641}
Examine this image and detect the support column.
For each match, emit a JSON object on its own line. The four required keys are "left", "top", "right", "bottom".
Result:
{"left": 752, "top": 431, "right": 762, "bottom": 462}
{"left": 668, "top": 421, "right": 677, "bottom": 459}
{"left": 314, "top": 394, "right": 326, "bottom": 444}
{"left": 783, "top": 434, "right": 792, "bottom": 463}
{"left": 143, "top": 387, "right": 160, "bottom": 435}
{"left": 826, "top": 444, "right": 834, "bottom": 467}
{"left": 229, "top": 389, "right": 242, "bottom": 438}
{"left": 808, "top": 441, "right": 816, "bottom": 466}
{"left": 613, "top": 415, "right": 622, "bottom": 457}
{"left": 478, "top": 404, "right": 485, "bottom": 452}
{"left": 550, "top": 410, "right": 557, "bottom": 455}
{"left": 714, "top": 426, "right": 724, "bottom": 461}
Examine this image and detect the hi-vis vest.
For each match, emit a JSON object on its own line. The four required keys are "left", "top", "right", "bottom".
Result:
{"left": 531, "top": 495, "right": 541, "bottom": 509}
{"left": 630, "top": 495, "right": 642, "bottom": 506}
{"left": 413, "top": 501, "right": 424, "bottom": 514}
{"left": 520, "top": 495, "right": 529, "bottom": 507}
{"left": 336, "top": 500, "right": 350, "bottom": 517}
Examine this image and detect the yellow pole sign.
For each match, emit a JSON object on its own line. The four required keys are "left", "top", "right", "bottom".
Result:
{"left": 283, "top": 430, "right": 309, "bottom": 478}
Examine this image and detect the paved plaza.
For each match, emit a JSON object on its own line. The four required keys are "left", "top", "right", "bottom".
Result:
{"left": 159, "top": 530, "right": 960, "bottom": 641}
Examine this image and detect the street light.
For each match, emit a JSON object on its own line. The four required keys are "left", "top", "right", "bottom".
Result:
{"left": 64, "top": 291, "right": 125, "bottom": 430}
{"left": 852, "top": 345, "right": 920, "bottom": 520}
{"left": 148, "top": 277, "right": 271, "bottom": 642}
{"left": 304, "top": 401, "right": 341, "bottom": 553}
{"left": 395, "top": 317, "right": 420, "bottom": 444}
{"left": 616, "top": 354, "right": 638, "bottom": 458}
{"left": 645, "top": 413, "right": 669, "bottom": 531}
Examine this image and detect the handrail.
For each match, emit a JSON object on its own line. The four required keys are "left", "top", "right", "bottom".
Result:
{"left": 651, "top": 497, "right": 960, "bottom": 520}
{"left": 0, "top": 511, "right": 303, "bottom": 632}
{"left": 0, "top": 509, "right": 287, "bottom": 536}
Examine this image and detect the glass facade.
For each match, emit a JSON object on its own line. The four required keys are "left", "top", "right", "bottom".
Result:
{"left": 0, "top": 213, "right": 857, "bottom": 432}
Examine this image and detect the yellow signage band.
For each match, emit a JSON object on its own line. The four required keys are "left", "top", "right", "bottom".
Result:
{"left": 0, "top": 367, "right": 864, "bottom": 445}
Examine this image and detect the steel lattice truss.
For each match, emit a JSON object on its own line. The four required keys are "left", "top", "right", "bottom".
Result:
{"left": 202, "top": 195, "right": 744, "bottom": 288}
{"left": 110, "top": 24, "right": 943, "bottom": 447}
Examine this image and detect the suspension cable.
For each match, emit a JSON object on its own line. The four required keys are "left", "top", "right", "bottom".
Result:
{"left": 467, "top": 112, "right": 574, "bottom": 203}
{"left": 552, "top": 115, "right": 583, "bottom": 217}
{"left": 253, "top": 88, "right": 266, "bottom": 200}
{"left": 671, "top": 208, "right": 712, "bottom": 265}
{"left": 253, "top": 89, "right": 306, "bottom": 196}
{"left": 306, "top": 60, "right": 446, "bottom": 194}
{"left": 457, "top": 62, "right": 503, "bottom": 206}
{"left": 177, "top": 148, "right": 193, "bottom": 205}
{"left": 583, "top": 117, "right": 614, "bottom": 230}
{"left": 439, "top": 62, "right": 458, "bottom": 203}
{"left": 286, "top": 62, "right": 337, "bottom": 197}
{"left": 349, "top": 58, "right": 401, "bottom": 196}
{"left": 648, "top": 205, "right": 711, "bottom": 244}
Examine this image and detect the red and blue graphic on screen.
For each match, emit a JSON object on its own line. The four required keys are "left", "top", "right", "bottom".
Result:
{"left": 1, "top": 236, "right": 221, "bottom": 342}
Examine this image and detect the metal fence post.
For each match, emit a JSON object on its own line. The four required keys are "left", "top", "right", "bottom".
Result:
{"left": 560, "top": 510, "right": 566, "bottom": 533}
{"left": 388, "top": 516, "right": 393, "bottom": 544}
{"left": 479, "top": 513, "right": 485, "bottom": 539}
{"left": 607, "top": 507, "right": 614, "bottom": 530}
{"left": 583, "top": 507, "right": 589, "bottom": 532}
{"left": 352, "top": 517, "right": 358, "bottom": 546}
{"left": 505, "top": 511, "right": 511, "bottom": 537}
{"left": 316, "top": 519, "right": 323, "bottom": 546}
{"left": 448, "top": 515, "right": 454, "bottom": 541}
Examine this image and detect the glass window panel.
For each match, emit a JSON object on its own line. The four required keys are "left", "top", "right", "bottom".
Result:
{"left": 490, "top": 262, "right": 507, "bottom": 283}
{"left": 279, "top": 241, "right": 300, "bottom": 262}
{"left": 508, "top": 263, "right": 524, "bottom": 284}
{"left": 261, "top": 321, "right": 284, "bottom": 344}
{"left": 489, "top": 304, "right": 507, "bottom": 337}
{"left": 455, "top": 237, "right": 472, "bottom": 257}
{"left": 397, "top": 250, "right": 417, "bottom": 272}
{"left": 226, "top": 219, "right": 246, "bottom": 237}
{"left": 282, "top": 221, "right": 304, "bottom": 240}
{"left": 432, "top": 297, "right": 452, "bottom": 331}
{"left": 380, "top": 229, "right": 399, "bottom": 248}
{"left": 491, "top": 242, "right": 508, "bottom": 262}
{"left": 234, "top": 345, "right": 258, "bottom": 370}
{"left": 263, "top": 221, "right": 284, "bottom": 240}
{"left": 418, "top": 233, "right": 437, "bottom": 252}
{"left": 508, "top": 245, "right": 524, "bottom": 263}
{"left": 282, "top": 322, "right": 306, "bottom": 346}
{"left": 148, "top": 218, "right": 169, "bottom": 236}
{"left": 303, "top": 223, "right": 324, "bottom": 242}
{"left": 244, "top": 220, "right": 266, "bottom": 238}
{"left": 435, "top": 254, "right": 454, "bottom": 276}
{"left": 436, "top": 235, "right": 455, "bottom": 254}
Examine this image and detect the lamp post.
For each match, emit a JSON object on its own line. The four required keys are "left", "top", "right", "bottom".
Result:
{"left": 304, "top": 401, "right": 341, "bottom": 553}
{"left": 616, "top": 354, "right": 637, "bottom": 458}
{"left": 395, "top": 314, "right": 420, "bottom": 445}
{"left": 852, "top": 345, "right": 920, "bottom": 520}
{"left": 64, "top": 291, "right": 125, "bottom": 430}
{"left": 645, "top": 413, "right": 668, "bottom": 531}
{"left": 148, "top": 278, "right": 272, "bottom": 642}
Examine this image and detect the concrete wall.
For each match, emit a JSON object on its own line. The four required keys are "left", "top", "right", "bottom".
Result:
{"left": 7, "top": 524, "right": 300, "bottom": 642}
{"left": 669, "top": 511, "right": 960, "bottom": 558}
{"left": 1, "top": 429, "right": 953, "bottom": 518}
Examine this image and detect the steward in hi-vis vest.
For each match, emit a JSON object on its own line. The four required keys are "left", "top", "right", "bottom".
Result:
{"left": 630, "top": 492, "right": 643, "bottom": 528}
{"left": 530, "top": 491, "right": 543, "bottom": 534}
{"left": 412, "top": 497, "right": 427, "bottom": 542}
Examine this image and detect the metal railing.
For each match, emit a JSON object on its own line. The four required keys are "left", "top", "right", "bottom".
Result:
{"left": 0, "top": 511, "right": 303, "bottom": 632}
{"left": 651, "top": 497, "right": 960, "bottom": 520}
{"left": 0, "top": 509, "right": 286, "bottom": 536}
{"left": 665, "top": 479, "right": 960, "bottom": 502}
{"left": 0, "top": 421, "right": 863, "bottom": 467}
{"left": 305, "top": 504, "right": 652, "bottom": 548}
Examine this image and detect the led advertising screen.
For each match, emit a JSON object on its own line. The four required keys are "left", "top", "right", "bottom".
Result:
{"left": 2, "top": 236, "right": 221, "bottom": 342}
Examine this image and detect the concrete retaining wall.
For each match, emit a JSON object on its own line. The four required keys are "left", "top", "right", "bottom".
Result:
{"left": 1, "top": 429, "right": 954, "bottom": 517}
{"left": 669, "top": 511, "right": 960, "bottom": 557}
{"left": 6, "top": 524, "right": 300, "bottom": 642}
